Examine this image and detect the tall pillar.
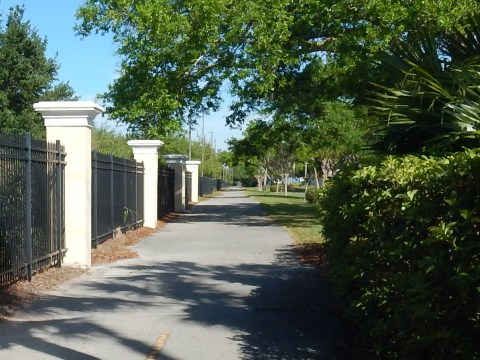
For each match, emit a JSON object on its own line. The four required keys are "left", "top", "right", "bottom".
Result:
{"left": 186, "top": 160, "right": 201, "bottom": 203}
{"left": 164, "top": 154, "right": 187, "bottom": 212}
{"left": 128, "top": 140, "right": 163, "bottom": 228}
{"left": 34, "top": 101, "right": 103, "bottom": 268}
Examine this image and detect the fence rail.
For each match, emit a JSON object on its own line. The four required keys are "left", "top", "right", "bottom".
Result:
{"left": 0, "top": 132, "right": 66, "bottom": 284}
{"left": 158, "top": 165, "right": 175, "bottom": 217}
{"left": 91, "top": 151, "right": 144, "bottom": 246}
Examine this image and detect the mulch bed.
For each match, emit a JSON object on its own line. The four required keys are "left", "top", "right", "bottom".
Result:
{"left": 295, "top": 243, "right": 328, "bottom": 268}
{"left": 0, "top": 218, "right": 171, "bottom": 321}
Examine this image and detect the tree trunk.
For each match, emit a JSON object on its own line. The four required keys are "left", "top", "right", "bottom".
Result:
{"left": 284, "top": 173, "right": 289, "bottom": 196}
{"left": 313, "top": 166, "right": 320, "bottom": 189}
{"left": 255, "top": 175, "right": 264, "bottom": 191}
{"left": 321, "top": 158, "right": 338, "bottom": 183}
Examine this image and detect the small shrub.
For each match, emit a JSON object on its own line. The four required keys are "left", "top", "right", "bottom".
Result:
{"left": 319, "top": 149, "right": 480, "bottom": 359}
{"left": 305, "top": 187, "right": 322, "bottom": 204}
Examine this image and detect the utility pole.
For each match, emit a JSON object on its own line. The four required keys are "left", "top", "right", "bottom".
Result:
{"left": 201, "top": 114, "right": 204, "bottom": 177}
{"left": 188, "top": 120, "right": 192, "bottom": 160}
{"left": 208, "top": 132, "right": 213, "bottom": 147}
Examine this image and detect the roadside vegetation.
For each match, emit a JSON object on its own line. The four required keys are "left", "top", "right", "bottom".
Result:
{"left": 318, "top": 152, "right": 480, "bottom": 359}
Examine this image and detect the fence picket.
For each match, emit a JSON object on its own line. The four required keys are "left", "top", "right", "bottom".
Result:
{"left": 91, "top": 151, "right": 144, "bottom": 246}
{"left": 24, "top": 133, "right": 33, "bottom": 281}
{"left": 158, "top": 165, "right": 175, "bottom": 217}
{"left": 0, "top": 132, "right": 66, "bottom": 285}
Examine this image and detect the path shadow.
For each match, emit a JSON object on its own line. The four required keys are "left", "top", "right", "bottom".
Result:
{"left": 0, "top": 188, "right": 345, "bottom": 359}
{"left": 0, "top": 251, "right": 346, "bottom": 360}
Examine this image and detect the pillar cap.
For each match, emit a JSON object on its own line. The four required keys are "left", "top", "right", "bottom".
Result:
{"left": 186, "top": 160, "right": 201, "bottom": 166}
{"left": 34, "top": 101, "right": 104, "bottom": 128}
{"left": 164, "top": 154, "right": 188, "bottom": 164}
{"left": 128, "top": 140, "right": 164, "bottom": 155}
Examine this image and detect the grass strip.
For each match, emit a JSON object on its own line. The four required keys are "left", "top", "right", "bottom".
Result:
{"left": 244, "top": 188, "right": 324, "bottom": 246}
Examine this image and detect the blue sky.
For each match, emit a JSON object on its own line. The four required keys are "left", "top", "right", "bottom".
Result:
{"left": 0, "top": 0, "right": 243, "bottom": 150}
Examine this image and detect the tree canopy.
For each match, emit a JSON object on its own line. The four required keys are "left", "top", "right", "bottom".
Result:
{"left": 229, "top": 101, "right": 370, "bottom": 187}
{"left": 91, "top": 124, "right": 133, "bottom": 158}
{"left": 0, "top": 5, "right": 78, "bottom": 138}
{"left": 76, "top": 0, "right": 480, "bottom": 134}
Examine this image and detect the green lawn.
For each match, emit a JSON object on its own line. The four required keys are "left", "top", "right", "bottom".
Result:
{"left": 245, "top": 188, "right": 324, "bottom": 246}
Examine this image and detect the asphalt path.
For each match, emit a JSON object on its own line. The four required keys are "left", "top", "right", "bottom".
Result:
{"left": 0, "top": 188, "right": 344, "bottom": 359}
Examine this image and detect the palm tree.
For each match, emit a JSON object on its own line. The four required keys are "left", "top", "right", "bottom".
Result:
{"left": 370, "top": 26, "right": 480, "bottom": 155}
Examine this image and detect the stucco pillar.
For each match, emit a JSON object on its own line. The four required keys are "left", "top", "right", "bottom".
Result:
{"left": 128, "top": 140, "right": 163, "bottom": 228}
{"left": 34, "top": 101, "right": 103, "bottom": 268}
{"left": 186, "top": 160, "right": 201, "bottom": 203}
{"left": 164, "top": 154, "right": 187, "bottom": 212}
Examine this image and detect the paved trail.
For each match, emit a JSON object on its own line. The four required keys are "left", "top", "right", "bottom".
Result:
{"left": 0, "top": 188, "right": 343, "bottom": 359}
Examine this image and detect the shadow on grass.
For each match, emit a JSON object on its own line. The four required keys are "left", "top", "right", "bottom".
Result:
{"left": 260, "top": 203, "right": 319, "bottom": 228}
{"left": 247, "top": 192, "right": 305, "bottom": 200}
{"left": 174, "top": 192, "right": 318, "bottom": 230}
{"left": 246, "top": 192, "right": 321, "bottom": 230}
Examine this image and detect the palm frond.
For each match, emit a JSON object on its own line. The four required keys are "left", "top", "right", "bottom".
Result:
{"left": 369, "top": 28, "right": 480, "bottom": 154}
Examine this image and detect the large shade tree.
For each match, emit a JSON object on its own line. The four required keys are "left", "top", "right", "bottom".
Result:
{"left": 76, "top": 0, "right": 480, "bottom": 136}
{"left": 0, "top": 5, "right": 77, "bottom": 138}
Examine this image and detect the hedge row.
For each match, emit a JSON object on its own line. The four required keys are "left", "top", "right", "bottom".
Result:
{"left": 319, "top": 149, "right": 480, "bottom": 359}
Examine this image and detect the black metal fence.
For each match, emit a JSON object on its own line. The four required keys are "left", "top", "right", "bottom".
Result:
{"left": 218, "top": 179, "right": 231, "bottom": 189}
{"left": 158, "top": 165, "right": 175, "bottom": 217}
{"left": 91, "top": 152, "right": 144, "bottom": 246}
{"left": 185, "top": 171, "right": 192, "bottom": 205}
{"left": 199, "top": 176, "right": 220, "bottom": 197}
{"left": 0, "top": 132, "right": 66, "bottom": 284}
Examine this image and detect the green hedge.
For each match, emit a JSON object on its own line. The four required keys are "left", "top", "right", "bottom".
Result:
{"left": 269, "top": 183, "right": 283, "bottom": 192}
{"left": 269, "top": 183, "right": 290, "bottom": 192}
{"left": 319, "top": 149, "right": 480, "bottom": 359}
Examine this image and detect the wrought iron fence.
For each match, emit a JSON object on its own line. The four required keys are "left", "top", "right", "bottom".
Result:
{"left": 158, "top": 165, "right": 175, "bottom": 217}
{"left": 218, "top": 179, "right": 231, "bottom": 189}
{"left": 0, "top": 132, "right": 66, "bottom": 284}
{"left": 199, "top": 176, "right": 219, "bottom": 197}
{"left": 185, "top": 171, "right": 192, "bottom": 205}
{"left": 91, "top": 151, "right": 144, "bottom": 246}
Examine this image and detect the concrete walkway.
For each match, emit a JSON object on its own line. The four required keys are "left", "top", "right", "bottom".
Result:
{"left": 0, "top": 188, "right": 343, "bottom": 359}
